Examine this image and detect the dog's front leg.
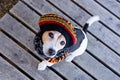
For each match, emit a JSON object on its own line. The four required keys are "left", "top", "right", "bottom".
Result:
{"left": 38, "top": 60, "right": 53, "bottom": 70}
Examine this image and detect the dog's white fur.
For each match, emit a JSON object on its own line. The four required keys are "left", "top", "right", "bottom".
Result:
{"left": 65, "top": 31, "right": 88, "bottom": 62}
{"left": 86, "top": 16, "right": 100, "bottom": 26}
{"left": 38, "top": 16, "right": 100, "bottom": 70}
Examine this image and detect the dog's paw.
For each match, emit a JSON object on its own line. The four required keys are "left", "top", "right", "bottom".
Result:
{"left": 65, "top": 55, "right": 74, "bottom": 62}
{"left": 38, "top": 62, "right": 47, "bottom": 70}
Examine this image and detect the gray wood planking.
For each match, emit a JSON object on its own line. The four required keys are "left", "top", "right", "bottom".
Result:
{"left": 10, "top": 1, "right": 40, "bottom": 32}
{"left": 74, "top": 51, "right": 120, "bottom": 80}
{"left": 95, "top": 0, "right": 120, "bottom": 18}
{"left": 0, "top": 56, "right": 29, "bottom": 80}
{"left": 0, "top": 13, "right": 41, "bottom": 58}
{"left": 52, "top": 61, "right": 93, "bottom": 80}
{"left": 10, "top": 0, "right": 120, "bottom": 79}
{"left": 0, "top": 0, "right": 120, "bottom": 80}
{"left": 73, "top": 0, "right": 120, "bottom": 36}
{"left": 87, "top": 34, "right": 120, "bottom": 75}
{"left": 0, "top": 30, "right": 62, "bottom": 80}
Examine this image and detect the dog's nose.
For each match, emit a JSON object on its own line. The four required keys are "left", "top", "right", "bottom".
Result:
{"left": 48, "top": 48, "right": 55, "bottom": 56}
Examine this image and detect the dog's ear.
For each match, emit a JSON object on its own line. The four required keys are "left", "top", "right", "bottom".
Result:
{"left": 34, "top": 31, "right": 45, "bottom": 57}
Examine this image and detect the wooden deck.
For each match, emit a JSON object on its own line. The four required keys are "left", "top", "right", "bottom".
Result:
{"left": 0, "top": 0, "right": 120, "bottom": 80}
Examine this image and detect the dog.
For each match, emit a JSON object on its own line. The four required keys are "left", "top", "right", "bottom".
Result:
{"left": 34, "top": 14, "right": 100, "bottom": 70}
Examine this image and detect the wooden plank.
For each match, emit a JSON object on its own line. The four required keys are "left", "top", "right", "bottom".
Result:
{"left": 88, "top": 22, "right": 120, "bottom": 55}
{"left": 74, "top": 51, "right": 120, "bottom": 80}
{"left": 87, "top": 34, "right": 120, "bottom": 75}
{"left": 0, "top": 13, "right": 93, "bottom": 79}
{"left": 0, "top": 56, "right": 29, "bottom": 80}
{"left": 52, "top": 61, "right": 94, "bottom": 80}
{"left": 11, "top": 0, "right": 120, "bottom": 77}
{"left": 73, "top": 0, "right": 120, "bottom": 35}
{"left": 0, "top": 23, "right": 62, "bottom": 80}
{"left": 9, "top": 1, "right": 40, "bottom": 32}
{"left": 48, "top": 0, "right": 120, "bottom": 54}
{"left": 95, "top": 0, "right": 120, "bottom": 18}
{"left": 0, "top": 13, "right": 40, "bottom": 58}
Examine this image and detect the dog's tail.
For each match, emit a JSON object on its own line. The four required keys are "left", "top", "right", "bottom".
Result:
{"left": 83, "top": 16, "right": 100, "bottom": 33}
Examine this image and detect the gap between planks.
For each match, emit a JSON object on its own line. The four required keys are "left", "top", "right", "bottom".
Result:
{"left": 71, "top": 0, "right": 120, "bottom": 37}
{"left": 0, "top": 52, "right": 34, "bottom": 79}
{"left": 94, "top": 0, "right": 120, "bottom": 20}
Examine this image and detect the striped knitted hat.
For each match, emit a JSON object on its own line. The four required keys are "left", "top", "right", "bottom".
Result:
{"left": 39, "top": 14, "right": 77, "bottom": 46}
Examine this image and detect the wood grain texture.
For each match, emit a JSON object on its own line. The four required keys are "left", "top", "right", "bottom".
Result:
{"left": 87, "top": 34, "right": 120, "bottom": 75}
{"left": 52, "top": 61, "right": 93, "bottom": 80}
{"left": 0, "top": 13, "right": 40, "bottom": 58}
{"left": 74, "top": 51, "right": 120, "bottom": 80}
{"left": 10, "top": 1, "right": 39, "bottom": 32}
{"left": 95, "top": 0, "right": 120, "bottom": 18}
{"left": 0, "top": 56, "right": 29, "bottom": 80}
{"left": 73, "top": 0, "right": 120, "bottom": 36}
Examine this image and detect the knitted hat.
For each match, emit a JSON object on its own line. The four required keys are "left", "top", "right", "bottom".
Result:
{"left": 39, "top": 14, "right": 77, "bottom": 47}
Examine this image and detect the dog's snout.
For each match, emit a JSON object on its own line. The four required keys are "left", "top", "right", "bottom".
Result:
{"left": 48, "top": 48, "right": 55, "bottom": 55}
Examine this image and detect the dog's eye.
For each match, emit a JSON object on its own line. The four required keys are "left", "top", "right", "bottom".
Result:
{"left": 60, "top": 41, "right": 65, "bottom": 45}
{"left": 49, "top": 32, "right": 54, "bottom": 38}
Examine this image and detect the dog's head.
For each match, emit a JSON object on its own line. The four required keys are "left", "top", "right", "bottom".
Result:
{"left": 34, "top": 14, "right": 77, "bottom": 58}
{"left": 42, "top": 30, "right": 66, "bottom": 58}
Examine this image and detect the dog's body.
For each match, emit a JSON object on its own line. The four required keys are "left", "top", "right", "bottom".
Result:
{"left": 34, "top": 14, "right": 99, "bottom": 70}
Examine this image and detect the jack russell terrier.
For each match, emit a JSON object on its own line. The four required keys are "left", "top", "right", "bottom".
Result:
{"left": 34, "top": 14, "right": 100, "bottom": 70}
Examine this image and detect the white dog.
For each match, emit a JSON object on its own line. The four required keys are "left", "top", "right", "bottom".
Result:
{"left": 34, "top": 14, "right": 99, "bottom": 70}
